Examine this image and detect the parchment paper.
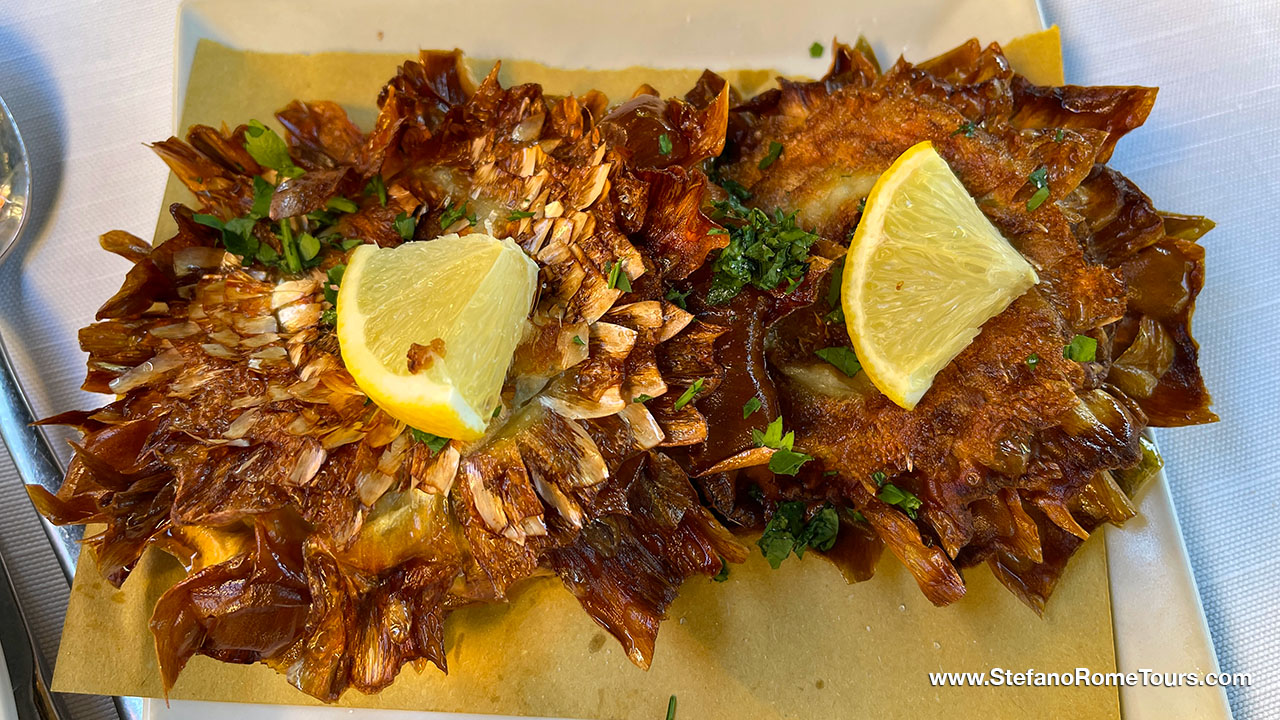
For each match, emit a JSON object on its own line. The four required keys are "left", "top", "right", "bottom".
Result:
{"left": 53, "top": 31, "right": 1120, "bottom": 719}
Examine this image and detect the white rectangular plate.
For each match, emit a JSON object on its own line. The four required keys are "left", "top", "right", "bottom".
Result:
{"left": 139, "top": 1, "right": 1230, "bottom": 718}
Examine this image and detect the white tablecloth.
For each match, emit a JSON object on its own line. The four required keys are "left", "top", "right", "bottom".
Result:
{"left": 0, "top": 2, "right": 1275, "bottom": 718}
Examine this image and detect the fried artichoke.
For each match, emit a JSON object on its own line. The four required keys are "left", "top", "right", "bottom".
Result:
{"left": 29, "top": 39, "right": 1213, "bottom": 702}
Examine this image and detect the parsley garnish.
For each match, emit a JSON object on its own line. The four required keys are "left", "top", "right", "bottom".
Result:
{"left": 878, "top": 483, "right": 922, "bottom": 519}
{"left": 394, "top": 212, "right": 416, "bottom": 240}
{"left": 1054, "top": 128, "right": 1065, "bottom": 143}
{"left": 1063, "top": 334, "right": 1097, "bottom": 362}
{"left": 664, "top": 287, "right": 689, "bottom": 309}
{"left": 298, "top": 232, "right": 321, "bottom": 262}
{"left": 752, "top": 417, "right": 813, "bottom": 476}
{"left": 632, "top": 394, "right": 652, "bottom": 404}
{"left": 758, "top": 141, "right": 784, "bottom": 170}
{"left": 809, "top": 41, "right": 824, "bottom": 58}
{"left": 758, "top": 502, "right": 837, "bottom": 569}
{"left": 439, "top": 201, "right": 474, "bottom": 230}
{"left": 815, "top": 346, "right": 861, "bottom": 377}
{"left": 508, "top": 209, "right": 536, "bottom": 220}
{"left": 572, "top": 335, "right": 586, "bottom": 346}
{"left": 673, "top": 379, "right": 704, "bottom": 410}
{"left": 718, "top": 176, "right": 753, "bottom": 204}
{"left": 364, "top": 175, "right": 388, "bottom": 206}
{"left": 278, "top": 217, "right": 302, "bottom": 273}
{"left": 952, "top": 121, "right": 977, "bottom": 138}
{"left": 1026, "top": 353, "right": 1040, "bottom": 368}
{"left": 325, "top": 196, "right": 358, "bottom": 214}
{"left": 871, "top": 470, "right": 887, "bottom": 486}
{"left": 712, "top": 559, "right": 730, "bottom": 582}
{"left": 409, "top": 428, "right": 450, "bottom": 454}
{"left": 658, "top": 133, "right": 673, "bottom": 155}
{"left": 1027, "top": 166, "right": 1051, "bottom": 211}
{"left": 742, "top": 397, "right": 762, "bottom": 418}
{"left": 250, "top": 176, "right": 274, "bottom": 218}
{"left": 606, "top": 259, "right": 632, "bottom": 292}
{"left": 824, "top": 258, "right": 845, "bottom": 324}
{"left": 770, "top": 448, "right": 813, "bottom": 476}
{"left": 193, "top": 214, "right": 262, "bottom": 261}
{"left": 243, "top": 120, "right": 303, "bottom": 178}
{"left": 492, "top": 406, "right": 502, "bottom": 418}
{"left": 706, "top": 206, "right": 819, "bottom": 304}
{"left": 323, "top": 264, "right": 346, "bottom": 307}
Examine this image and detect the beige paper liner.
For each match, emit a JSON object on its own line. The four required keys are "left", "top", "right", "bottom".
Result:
{"left": 54, "top": 28, "right": 1119, "bottom": 720}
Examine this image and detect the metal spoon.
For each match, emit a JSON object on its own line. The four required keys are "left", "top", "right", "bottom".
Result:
{"left": 0, "top": 93, "right": 75, "bottom": 720}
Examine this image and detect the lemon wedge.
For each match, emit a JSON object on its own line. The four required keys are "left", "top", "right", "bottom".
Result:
{"left": 337, "top": 233, "right": 538, "bottom": 439}
{"left": 842, "top": 141, "right": 1038, "bottom": 409}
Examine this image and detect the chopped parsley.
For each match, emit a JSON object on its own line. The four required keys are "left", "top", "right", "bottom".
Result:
{"left": 298, "top": 232, "right": 321, "bottom": 261}
{"left": 606, "top": 259, "right": 632, "bottom": 292}
{"left": 394, "top": 212, "right": 416, "bottom": 240}
{"left": 657, "top": 133, "right": 673, "bottom": 155}
{"left": 742, "top": 397, "right": 763, "bottom": 418}
{"left": 720, "top": 177, "right": 752, "bottom": 201}
{"left": 757, "top": 501, "right": 838, "bottom": 569}
{"left": 320, "top": 264, "right": 345, "bottom": 325}
{"left": 243, "top": 120, "right": 304, "bottom": 178}
{"left": 824, "top": 258, "right": 845, "bottom": 324}
{"left": 278, "top": 217, "right": 302, "bottom": 273}
{"left": 809, "top": 41, "right": 825, "bottom": 58}
{"left": 1063, "top": 334, "right": 1098, "bottom": 362}
{"left": 324, "top": 264, "right": 346, "bottom": 306}
{"left": 508, "top": 209, "right": 536, "bottom": 220}
{"left": 952, "top": 120, "right": 977, "bottom": 138}
{"left": 758, "top": 141, "right": 784, "bottom": 170}
{"left": 409, "top": 428, "right": 450, "bottom": 454}
{"left": 752, "top": 417, "right": 813, "bottom": 476}
{"left": 770, "top": 448, "right": 813, "bottom": 476}
{"left": 492, "top": 405, "right": 503, "bottom": 418}
{"left": 325, "top": 196, "right": 359, "bottom": 214}
{"left": 632, "top": 394, "right": 652, "bottom": 404}
{"left": 815, "top": 346, "right": 861, "bottom": 377}
{"left": 364, "top": 175, "right": 388, "bottom": 206}
{"left": 706, "top": 206, "right": 819, "bottom": 305}
{"left": 712, "top": 559, "right": 730, "bottom": 582}
{"left": 664, "top": 287, "right": 689, "bottom": 309}
{"left": 1054, "top": 128, "right": 1065, "bottom": 143}
{"left": 871, "top": 470, "right": 887, "bottom": 487}
{"left": 1026, "top": 353, "right": 1040, "bottom": 368}
{"left": 250, "top": 176, "right": 274, "bottom": 217}
{"left": 439, "top": 201, "right": 475, "bottom": 230}
{"left": 673, "top": 379, "right": 704, "bottom": 410}
{"left": 878, "top": 483, "right": 922, "bottom": 519}
{"left": 572, "top": 335, "right": 586, "bottom": 346}
{"left": 1027, "top": 165, "right": 1051, "bottom": 211}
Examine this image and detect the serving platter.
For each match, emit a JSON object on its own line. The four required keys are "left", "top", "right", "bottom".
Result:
{"left": 0, "top": 0, "right": 1229, "bottom": 718}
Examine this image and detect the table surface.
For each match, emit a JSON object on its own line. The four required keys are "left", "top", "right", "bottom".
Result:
{"left": 0, "top": 2, "right": 1276, "bottom": 719}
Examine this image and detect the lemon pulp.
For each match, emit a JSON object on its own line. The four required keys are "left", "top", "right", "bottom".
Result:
{"left": 337, "top": 233, "right": 538, "bottom": 439}
{"left": 842, "top": 141, "right": 1038, "bottom": 409}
